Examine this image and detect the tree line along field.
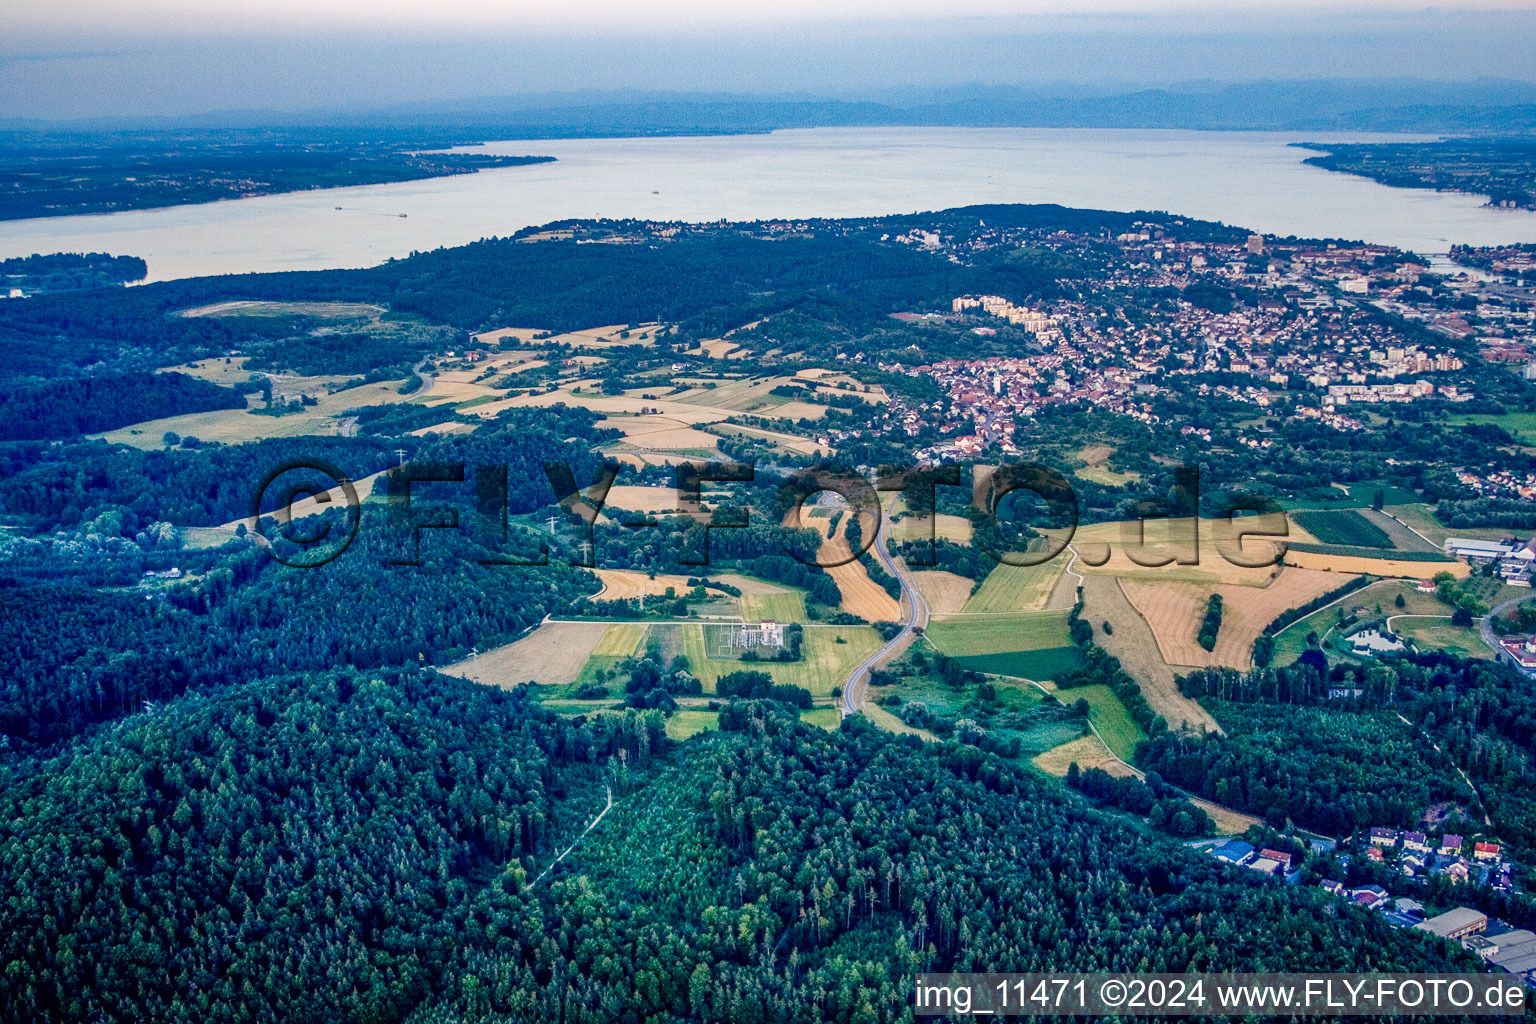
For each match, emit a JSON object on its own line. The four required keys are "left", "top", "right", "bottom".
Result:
{"left": 1119, "top": 568, "right": 1352, "bottom": 670}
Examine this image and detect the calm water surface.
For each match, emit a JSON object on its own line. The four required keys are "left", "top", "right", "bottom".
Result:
{"left": 2, "top": 128, "right": 1535, "bottom": 282}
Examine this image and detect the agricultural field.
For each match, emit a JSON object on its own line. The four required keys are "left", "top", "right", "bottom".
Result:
{"left": 708, "top": 422, "right": 830, "bottom": 457}
{"left": 925, "top": 610, "right": 1081, "bottom": 680}
{"left": 1356, "top": 508, "right": 1445, "bottom": 552}
{"left": 1048, "top": 517, "right": 1284, "bottom": 588}
{"left": 592, "top": 485, "right": 699, "bottom": 516}
{"left": 820, "top": 515, "right": 902, "bottom": 622}
{"left": 605, "top": 415, "right": 722, "bottom": 453}
{"left": 963, "top": 558, "right": 1065, "bottom": 614}
{"left": 740, "top": 590, "right": 809, "bottom": 623}
{"left": 1283, "top": 548, "right": 1466, "bottom": 579}
{"left": 909, "top": 571, "right": 975, "bottom": 615}
{"left": 1072, "top": 444, "right": 1141, "bottom": 486}
{"left": 861, "top": 702, "right": 937, "bottom": 741}
{"left": 1031, "top": 734, "right": 1136, "bottom": 779}
{"left": 98, "top": 378, "right": 413, "bottom": 448}
{"left": 591, "top": 622, "right": 647, "bottom": 658}
{"left": 541, "top": 323, "right": 658, "bottom": 349}
{"left": 800, "top": 708, "right": 843, "bottom": 731}
{"left": 1441, "top": 411, "right": 1536, "bottom": 444}
{"left": 205, "top": 468, "right": 389, "bottom": 534}
{"left": 1037, "top": 681, "right": 1147, "bottom": 761}
{"left": 1076, "top": 574, "right": 1222, "bottom": 733}
{"left": 680, "top": 623, "right": 882, "bottom": 696}
{"left": 591, "top": 569, "right": 699, "bottom": 602}
{"left": 1119, "top": 568, "right": 1349, "bottom": 670}
{"left": 439, "top": 619, "right": 612, "bottom": 689}
{"left": 891, "top": 512, "right": 974, "bottom": 544}
{"left": 1291, "top": 509, "right": 1391, "bottom": 549}
{"left": 1383, "top": 503, "right": 1511, "bottom": 547}
{"left": 1278, "top": 483, "right": 1422, "bottom": 511}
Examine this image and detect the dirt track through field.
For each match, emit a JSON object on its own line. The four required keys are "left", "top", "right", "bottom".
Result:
{"left": 1077, "top": 574, "right": 1222, "bottom": 734}
{"left": 1120, "top": 568, "right": 1351, "bottom": 670}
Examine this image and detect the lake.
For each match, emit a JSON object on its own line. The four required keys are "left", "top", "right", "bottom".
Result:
{"left": 3, "top": 127, "right": 1536, "bottom": 282}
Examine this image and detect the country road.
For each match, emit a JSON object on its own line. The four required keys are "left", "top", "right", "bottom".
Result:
{"left": 1481, "top": 593, "right": 1535, "bottom": 659}
{"left": 842, "top": 513, "right": 929, "bottom": 715}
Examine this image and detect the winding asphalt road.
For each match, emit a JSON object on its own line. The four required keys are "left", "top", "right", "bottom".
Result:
{"left": 841, "top": 513, "right": 930, "bottom": 715}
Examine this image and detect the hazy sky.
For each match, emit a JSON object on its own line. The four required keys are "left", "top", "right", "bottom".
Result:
{"left": 4, "top": 1, "right": 1535, "bottom": 119}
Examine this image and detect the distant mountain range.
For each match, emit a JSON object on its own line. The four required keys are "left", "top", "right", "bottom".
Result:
{"left": 3, "top": 78, "right": 1536, "bottom": 145}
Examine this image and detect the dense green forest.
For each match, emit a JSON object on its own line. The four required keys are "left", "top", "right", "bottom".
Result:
{"left": 0, "top": 672, "right": 1473, "bottom": 1023}
{"left": 0, "top": 252, "right": 146, "bottom": 292}
{"left": 1149, "top": 654, "right": 1536, "bottom": 854}
{"left": 0, "top": 371, "right": 247, "bottom": 440}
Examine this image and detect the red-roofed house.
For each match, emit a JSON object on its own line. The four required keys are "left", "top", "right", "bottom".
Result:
{"left": 1474, "top": 842, "right": 1501, "bottom": 862}
{"left": 1260, "top": 849, "right": 1294, "bottom": 870}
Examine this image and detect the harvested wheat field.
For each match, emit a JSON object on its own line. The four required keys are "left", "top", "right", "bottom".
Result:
{"left": 594, "top": 485, "right": 707, "bottom": 515}
{"left": 1032, "top": 735, "right": 1137, "bottom": 779}
{"left": 592, "top": 569, "right": 699, "bottom": 601}
{"left": 910, "top": 571, "right": 975, "bottom": 615}
{"left": 543, "top": 324, "right": 656, "bottom": 349}
{"left": 892, "top": 513, "right": 974, "bottom": 544}
{"left": 1191, "top": 798, "right": 1264, "bottom": 836}
{"left": 698, "top": 338, "right": 744, "bottom": 359}
{"left": 1078, "top": 574, "right": 1221, "bottom": 734}
{"left": 791, "top": 506, "right": 901, "bottom": 622}
{"left": 1120, "top": 567, "right": 1350, "bottom": 670}
{"left": 482, "top": 389, "right": 732, "bottom": 424}
{"left": 613, "top": 423, "right": 721, "bottom": 451}
{"left": 439, "top": 619, "right": 610, "bottom": 687}
{"left": 409, "top": 421, "right": 472, "bottom": 436}
{"left": 1049, "top": 517, "right": 1287, "bottom": 587}
{"left": 473, "top": 327, "right": 543, "bottom": 346}
{"left": 1283, "top": 550, "right": 1467, "bottom": 579}
{"left": 825, "top": 524, "right": 901, "bottom": 622}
